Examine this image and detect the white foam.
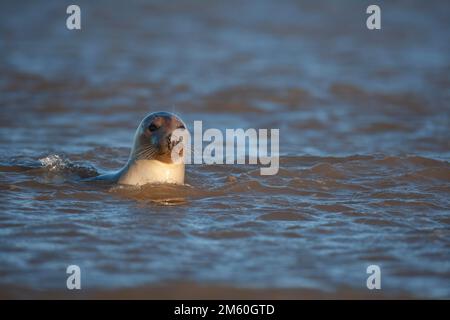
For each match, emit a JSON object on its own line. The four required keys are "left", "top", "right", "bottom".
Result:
{"left": 38, "top": 154, "right": 69, "bottom": 171}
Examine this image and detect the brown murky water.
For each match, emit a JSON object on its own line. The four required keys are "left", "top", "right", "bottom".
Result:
{"left": 0, "top": 0, "right": 449, "bottom": 298}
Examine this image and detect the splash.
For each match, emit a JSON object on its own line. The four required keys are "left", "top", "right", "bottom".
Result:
{"left": 39, "top": 154, "right": 70, "bottom": 171}
{"left": 39, "top": 154, "right": 98, "bottom": 178}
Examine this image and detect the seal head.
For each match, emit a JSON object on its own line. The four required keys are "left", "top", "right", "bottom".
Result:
{"left": 130, "top": 111, "right": 186, "bottom": 164}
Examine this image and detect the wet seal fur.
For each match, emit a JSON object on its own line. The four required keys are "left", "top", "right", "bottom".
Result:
{"left": 92, "top": 111, "right": 187, "bottom": 186}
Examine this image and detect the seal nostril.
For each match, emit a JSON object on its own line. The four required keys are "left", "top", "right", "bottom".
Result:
{"left": 167, "top": 134, "right": 173, "bottom": 150}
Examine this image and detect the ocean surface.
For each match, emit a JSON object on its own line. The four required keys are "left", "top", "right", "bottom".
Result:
{"left": 0, "top": 0, "right": 449, "bottom": 298}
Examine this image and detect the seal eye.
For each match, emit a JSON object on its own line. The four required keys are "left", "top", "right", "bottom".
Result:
{"left": 148, "top": 124, "right": 158, "bottom": 132}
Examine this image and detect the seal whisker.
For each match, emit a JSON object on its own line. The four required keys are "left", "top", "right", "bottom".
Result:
{"left": 135, "top": 145, "right": 159, "bottom": 160}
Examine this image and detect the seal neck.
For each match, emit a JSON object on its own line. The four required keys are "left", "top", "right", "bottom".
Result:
{"left": 118, "top": 159, "right": 185, "bottom": 186}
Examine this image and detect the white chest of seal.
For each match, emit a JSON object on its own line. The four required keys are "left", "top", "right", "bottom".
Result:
{"left": 118, "top": 160, "right": 185, "bottom": 186}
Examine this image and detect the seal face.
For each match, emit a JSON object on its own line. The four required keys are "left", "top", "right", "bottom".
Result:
{"left": 93, "top": 111, "right": 187, "bottom": 186}
{"left": 130, "top": 111, "right": 186, "bottom": 164}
